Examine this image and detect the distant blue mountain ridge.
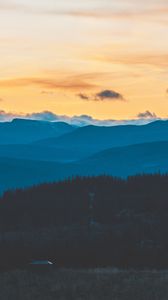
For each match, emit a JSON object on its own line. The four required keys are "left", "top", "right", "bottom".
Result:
{"left": 0, "top": 118, "right": 76, "bottom": 144}
{"left": 1, "top": 119, "right": 168, "bottom": 193}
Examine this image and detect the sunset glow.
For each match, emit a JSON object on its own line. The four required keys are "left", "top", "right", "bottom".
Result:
{"left": 0, "top": 0, "right": 168, "bottom": 120}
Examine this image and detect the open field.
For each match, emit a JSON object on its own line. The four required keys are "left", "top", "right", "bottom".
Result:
{"left": 1, "top": 268, "right": 168, "bottom": 300}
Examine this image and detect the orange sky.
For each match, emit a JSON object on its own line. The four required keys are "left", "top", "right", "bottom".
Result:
{"left": 0, "top": 0, "right": 168, "bottom": 120}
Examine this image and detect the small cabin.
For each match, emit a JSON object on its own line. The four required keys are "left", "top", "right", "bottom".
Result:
{"left": 29, "top": 260, "right": 54, "bottom": 271}
{"left": 30, "top": 260, "right": 53, "bottom": 265}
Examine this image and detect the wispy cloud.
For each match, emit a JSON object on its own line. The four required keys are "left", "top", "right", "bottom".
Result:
{"left": 0, "top": 76, "right": 96, "bottom": 91}
{"left": 1, "top": 0, "right": 168, "bottom": 24}
{"left": 57, "top": 7, "right": 168, "bottom": 21}
{"left": 94, "top": 54, "right": 168, "bottom": 68}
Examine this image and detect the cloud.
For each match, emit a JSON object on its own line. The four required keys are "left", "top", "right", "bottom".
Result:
{"left": 65, "top": 7, "right": 168, "bottom": 20}
{"left": 26, "top": 112, "right": 152, "bottom": 126}
{"left": 25, "top": 111, "right": 61, "bottom": 122}
{"left": 0, "top": 110, "right": 17, "bottom": 121}
{"left": 77, "top": 89, "right": 125, "bottom": 102}
{"left": 41, "top": 3, "right": 168, "bottom": 27}
{"left": 77, "top": 93, "right": 90, "bottom": 100}
{"left": 25, "top": 112, "right": 96, "bottom": 126}
{"left": 0, "top": 0, "right": 168, "bottom": 28}
{"left": 94, "top": 54, "right": 168, "bottom": 68}
{"left": 137, "top": 111, "right": 157, "bottom": 119}
{"left": 71, "top": 115, "right": 96, "bottom": 126}
{"left": 95, "top": 90, "right": 124, "bottom": 101}
{"left": 0, "top": 110, "right": 161, "bottom": 126}
{"left": 0, "top": 77, "right": 95, "bottom": 91}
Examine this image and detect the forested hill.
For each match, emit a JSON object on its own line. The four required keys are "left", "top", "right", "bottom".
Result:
{"left": 1, "top": 174, "right": 168, "bottom": 269}
{"left": 1, "top": 174, "right": 168, "bottom": 230}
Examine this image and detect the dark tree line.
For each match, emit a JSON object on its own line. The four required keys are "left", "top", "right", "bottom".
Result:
{"left": 1, "top": 174, "right": 168, "bottom": 229}
{"left": 1, "top": 174, "right": 168, "bottom": 269}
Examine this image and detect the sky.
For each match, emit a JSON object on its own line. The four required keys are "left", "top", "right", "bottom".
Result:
{"left": 0, "top": 0, "right": 168, "bottom": 122}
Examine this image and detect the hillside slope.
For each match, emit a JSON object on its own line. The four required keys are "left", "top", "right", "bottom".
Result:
{"left": 1, "top": 140, "right": 168, "bottom": 193}
{"left": 35, "top": 120, "right": 168, "bottom": 150}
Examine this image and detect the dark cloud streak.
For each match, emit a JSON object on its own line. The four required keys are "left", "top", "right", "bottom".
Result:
{"left": 77, "top": 89, "right": 125, "bottom": 102}
{"left": 95, "top": 90, "right": 124, "bottom": 101}
{"left": 77, "top": 93, "right": 90, "bottom": 100}
{"left": 137, "top": 111, "right": 157, "bottom": 119}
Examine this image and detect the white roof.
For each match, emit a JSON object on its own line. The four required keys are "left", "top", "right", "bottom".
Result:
{"left": 30, "top": 260, "right": 53, "bottom": 265}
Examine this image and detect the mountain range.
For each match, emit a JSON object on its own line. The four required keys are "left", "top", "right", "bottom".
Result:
{"left": 1, "top": 118, "right": 168, "bottom": 193}
{"left": 0, "top": 118, "right": 75, "bottom": 144}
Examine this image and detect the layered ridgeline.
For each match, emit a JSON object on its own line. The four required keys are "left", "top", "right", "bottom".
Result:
{"left": 1, "top": 119, "right": 168, "bottom": 192}
{"left": 34, "top": 120, "right": 168, "bottom": 156}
